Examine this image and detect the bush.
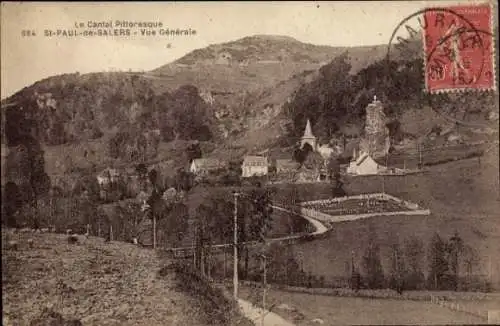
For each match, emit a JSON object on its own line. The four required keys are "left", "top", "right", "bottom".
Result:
{"left": 404, "top": 271, "right": 426, "bottom": 290}
{"left": 171, "top": 262, "right": 239, "bottom": 325}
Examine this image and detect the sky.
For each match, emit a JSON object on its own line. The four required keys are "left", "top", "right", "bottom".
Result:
{"left": 0, "top": 1, "right": 489, "bottom": 99}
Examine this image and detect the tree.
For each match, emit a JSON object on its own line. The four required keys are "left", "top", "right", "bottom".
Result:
{"left": 185, "top": 142, "right": 202, "bottom": 164}
{"left": 4, "top": 124, "right": 51, "bottom": 228}
{"left": 108, "top": 131, "right": 129, "bottom": 159}
{"left": 264, "top": 243, "right": 305, "bottom": 285}
{"left": 284, "top": 184, "right": 308, "bottom": 234}
{"left": 428, "top": 233, "right": 449, "bottom": 290}
{"left": 2, "top": 182, "right": 22, "bottom": 227}
{"left": 157, "top": 202, "right": 189, "bottom": 248}
{"left": 403, "top": 236, "right": 426, "bottom": 290}
{"left": 136, "top": 163, "right": 148, "bottom": 178}
{"left": 461, "top": 244, "right": 481, "bottom": 290}
{"left": 174, "top": 169, "right": 195, "bottom": 192}
{"left": 447, "top": 231, "right": 464, "bottom": 291}
{"left": 350, "top": 251, "right": 362, "bottom": 291}
{"left": 72, "top": 174, "right": 100, "bottom": 202}
{"left": 362, "top": 230, "right": 385, "bottom": 289}
{"left": 286, "top": 52, "right": 353, "bottom": 139}
{"left": 236, "top": 187, "right": 274, "bottom": 279}
{"left": 148, "top": 168, "right": 161, "bottom": 191}
{"left": 190, "top": 190, "right": 235, "bottom": 273}
{"left": 328, "top": 156, "right": 346, "bottom": 197}
{"left": 194, "top": 203, "right": 217, "bottom": 274}
{"left": 389, "top": 242, "right": 406, "bottom": 294}
{"left": 293, "top": 146, "right": 307, "bottom": 165}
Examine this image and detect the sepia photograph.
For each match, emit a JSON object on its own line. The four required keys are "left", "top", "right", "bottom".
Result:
{"left": 1, "top": 1, "right": 499, "bottom": 325}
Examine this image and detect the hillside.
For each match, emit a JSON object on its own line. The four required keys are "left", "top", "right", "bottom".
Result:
{"left": 1, "top": 231, "right": 243, "bottom": 326}
{"left": 1, "top": 34, "right": 497, "bottom": 187}
{"left": 0, "top": 34, "right": 393, "bottom": 186}
{"left": 151, "top": 35, "right": 387, "bottom": 94}
{"left": 1, "top": 73, "right": 215, "bottom": 146}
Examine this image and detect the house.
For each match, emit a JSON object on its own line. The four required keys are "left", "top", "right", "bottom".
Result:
{"left": 276, "top": 159, "right": 300, "bottom": 174}
{"left": 346, "top": 151, "right": 387, "bottom": 175}
{"left": 96, "top": 167, "right": 121, "bottom": 186}
{"left": 241, "top": 155, "right": 269, "bottom": 178}
{"left": 189, "top": 158, "right": 227, "bottom": 175}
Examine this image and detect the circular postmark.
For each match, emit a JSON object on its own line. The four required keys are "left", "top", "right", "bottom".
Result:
{"left": 385, "top": 4, "right": 496, "bottom": 126}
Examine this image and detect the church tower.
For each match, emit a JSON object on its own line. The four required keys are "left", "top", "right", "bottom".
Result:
{"left": 360, "top": 95, "right": 390, "bottom": 156}
{"left": 300, "top": 119, "right": 317, "bottom": 151}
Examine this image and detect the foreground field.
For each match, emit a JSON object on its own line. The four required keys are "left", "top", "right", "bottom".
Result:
{"left": 1, "top": 231, "right": 240, "bottom": 326}
{"left": 238, "top": 285, "right": 488, "bottom": 325}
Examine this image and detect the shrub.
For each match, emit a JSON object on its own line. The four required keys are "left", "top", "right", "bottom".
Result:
{"left": 171, "top": 262, "right": 238, "bottom": 325}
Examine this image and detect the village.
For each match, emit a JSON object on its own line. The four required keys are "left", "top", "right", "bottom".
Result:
{"left": 95, "top": 96, "right": 420, "bottom": 200}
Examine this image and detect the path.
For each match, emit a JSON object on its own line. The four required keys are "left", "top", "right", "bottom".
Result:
{"left": 270, "top": 205, "right": 328, "bottom": 236}
{"left": 238, "top": 298, "right": 295, "bottom": 326}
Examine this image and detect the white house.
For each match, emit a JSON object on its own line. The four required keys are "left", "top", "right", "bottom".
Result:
{"left": 347, "top": 151, "right": 386, "bottom": 175}
{"left": 241, "top": 155, "right": 269, "bottom": 178}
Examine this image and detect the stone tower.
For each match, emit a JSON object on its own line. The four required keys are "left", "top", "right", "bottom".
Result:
{"left": 360, "top": 96, "right": 390, "bottom": 156}
{"left": 300, "top": 119, "right": 317, "bottom": 151}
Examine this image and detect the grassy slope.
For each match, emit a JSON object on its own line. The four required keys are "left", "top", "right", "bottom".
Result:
{"left": 1, "top": 231, "right": 235, "bottom": 326}
{"left": 146, "top": 62, "right": 323, "bottom": 94}
{"left": 268, "top": 152, "right": 500, "bottom": 284}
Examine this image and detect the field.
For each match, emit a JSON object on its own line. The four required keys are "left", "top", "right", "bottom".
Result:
{"left": 1, "top": 231, "right": 245, "bottom": 326}
{"left": 238, "top": 285, "right": 489, "bottom": 325}
{"left": 268, "top": 152, "right": 500, "bottom": 287}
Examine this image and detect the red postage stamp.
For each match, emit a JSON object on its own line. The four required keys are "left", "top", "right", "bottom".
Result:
{"left": 423, "top": 4, "right": 495, "bottom": 93}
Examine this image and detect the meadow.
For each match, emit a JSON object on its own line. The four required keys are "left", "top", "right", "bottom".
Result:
{"left": 267, "top": 152, "right": 500, "bottom": 289}
{"left": 238, "top": 285, "right": 490, "bottom": 325}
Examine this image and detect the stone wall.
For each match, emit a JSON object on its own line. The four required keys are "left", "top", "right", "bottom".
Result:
{"left": 299, "top": 193, "right": 431, "bottom": 223}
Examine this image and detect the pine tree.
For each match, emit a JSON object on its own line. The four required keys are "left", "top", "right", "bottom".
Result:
{"left": 448, "top": 231, "right": 464, "bottom": 291}
{"left": 428, "top": 233, "right": 449, "bottom": 290}
{"left": 362, "top": 231, "right": 385, "bottom": 289}
{"left": 403, "top": 236, "right": 425, "bottom": 290}
{"left": 389, "top": 242, "right": 406, "bottom": 294}
{"left": 350, "top": 251, "right": 361, "bottom": 291}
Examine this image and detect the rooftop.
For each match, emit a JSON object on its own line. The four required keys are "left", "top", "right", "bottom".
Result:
{"left": 191, "top": 158, "right": 227, "bottom": 169}
{"left": 242, "top": 155, "right": 268, "bottom": 165}
{"left": 303, "top": 119, "right": 315, "bottom": 139}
